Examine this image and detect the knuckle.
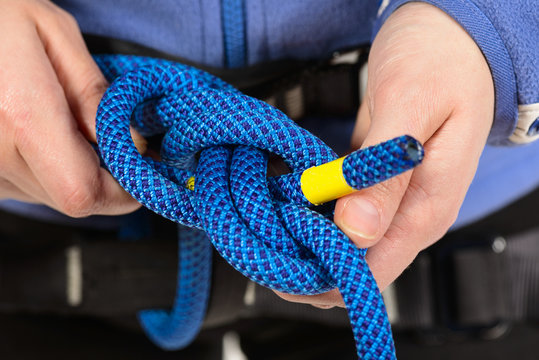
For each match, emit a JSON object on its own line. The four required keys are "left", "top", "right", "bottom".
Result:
{"left": 57, "top": 8, "right": 77, "bottom": 26}
{"left": 58, "top": 10, "right": 80, "bottom": 33}
{"left": 52, "top": 9, "right": 80, "bottom": 34}
{"left": 33, "top": 0, "right": 80, "bottom": 32}
{"left": 79, "top": 75, "right": 108, "bottom": 101}
{"left": 57, "top": 182, "right": 99, "bottom": 217}
{"left": 40, "top": 0, "right": 75, "bottom": 21}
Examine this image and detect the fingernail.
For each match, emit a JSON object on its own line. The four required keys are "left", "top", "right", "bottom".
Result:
{"left": 341, "top": 197, "right": 380, "bottom": 239}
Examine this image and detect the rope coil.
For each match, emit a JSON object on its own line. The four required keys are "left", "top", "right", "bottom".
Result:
{"left": 95, "top": 54, "right": 411, "bottom": 358}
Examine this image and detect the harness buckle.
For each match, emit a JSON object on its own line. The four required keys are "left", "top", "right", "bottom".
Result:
{"left": 430, "top": 232, "right": 512, "bottom": 341}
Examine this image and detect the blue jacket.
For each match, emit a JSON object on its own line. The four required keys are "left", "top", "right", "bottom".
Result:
{"left": 28, "top": 1, "right": 539, "bottom": 227}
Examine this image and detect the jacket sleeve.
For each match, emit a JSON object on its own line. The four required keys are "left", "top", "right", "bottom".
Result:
{"left": 373, "top": 0, "right": 539, "bottom": 146}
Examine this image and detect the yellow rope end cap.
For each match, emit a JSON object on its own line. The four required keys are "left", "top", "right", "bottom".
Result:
{"left": 300, "top": 157, "right": 354, "bottom": 205}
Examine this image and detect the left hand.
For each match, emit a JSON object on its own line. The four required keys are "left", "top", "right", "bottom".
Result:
{"left": 275, "top": 2, "right": 495, "bottom": 308}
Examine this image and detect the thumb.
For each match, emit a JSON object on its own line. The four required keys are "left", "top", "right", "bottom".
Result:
{"left": 334, "top": 78, "right": 450, "bottom": 248}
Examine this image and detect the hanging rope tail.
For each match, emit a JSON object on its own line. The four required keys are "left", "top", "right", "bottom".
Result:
{"left": 95, "top": 54, "right": 423, "bottom": 359}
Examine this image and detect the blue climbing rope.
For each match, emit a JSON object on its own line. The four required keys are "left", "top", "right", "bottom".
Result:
{"left": 137, "top": 226, "right": 212, "bottom": 350}
{"left": 95, "top": 54, "right": 418, "bottom": 359}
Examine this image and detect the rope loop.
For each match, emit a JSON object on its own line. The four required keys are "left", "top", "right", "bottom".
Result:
{"left": 95, "top": 55, "right": 396, "bottom": 359}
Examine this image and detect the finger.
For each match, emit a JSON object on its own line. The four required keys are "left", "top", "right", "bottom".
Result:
{"left": 334, "top": 0, "right": 465, "bottom": 248}
{"left": 16, "top": 89, "right": 141, "bottom": 216}
{"left": 0, "top": 152, "right": 54, "bottom": 205}
{"left": 33, "top": 5, "right": 150, "bottom": 156}
{"left": 31, "top": 3, "right": 106, "bottom": 143}
{"left": 334, "top": 74, "right": 451, "bottom": 248}
{"left": 273, "top": 288, "right": 345, "bottom": 308}
{"left": 338, "top": 1, "right": 494, "bottom": 286}
{"left": 350, "top": 99, "right": 371, "bottom": 151}
{"left": 367, "top": 106, "right": 492, "bottom": 290}
{"left": 19, "top": 122, "right": 141, "bottom": 216}
{"left": 0, "top": 177, "right": 42, "bottom": 204}
{"left": 0, "top": 11, "right": 60, "bottom": 206}
{"left": 0, "top": 104, "right": 52, "bottom": 205}
{"left": 10, "top": 28, "right": 140, "bottom": 216}
{"left": 32, "top": 5, "right": 149, "bottom": 155}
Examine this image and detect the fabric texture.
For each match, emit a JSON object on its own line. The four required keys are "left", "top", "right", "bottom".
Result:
{"left": 53, "top": 0, "right": 378, "bottom": 67}
{"left": 47, "top": 0, "right": 539, "bottom": 228}
{"left": 373, "top": 0, "right": 539, "bottom": 226}
{"left": 374, "top": 0, "right": 538, "bottom": 146}
{"left": 54, "top": 0, "right": 224, "bottom": 67}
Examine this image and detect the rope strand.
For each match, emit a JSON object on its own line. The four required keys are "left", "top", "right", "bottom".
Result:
{"left": 95, "top": 54, "right": 412, "bottom": 358}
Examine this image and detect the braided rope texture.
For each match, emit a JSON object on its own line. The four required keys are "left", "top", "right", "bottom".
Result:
{"left": 343, "top": 135, "right": 423, "bottom": 190}
{"left": 137, "top": 226, "right": 212, "bottom": 349}
{"left": 95, "top": 54, "right": 396, "bottom": 359}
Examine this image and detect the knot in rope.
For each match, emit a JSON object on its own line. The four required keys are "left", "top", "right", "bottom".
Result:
{"left": 95, "top": 55, "right": 396, "bottom": 359}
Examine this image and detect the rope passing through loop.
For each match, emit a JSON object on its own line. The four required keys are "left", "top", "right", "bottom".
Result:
{"left": 95, "top": 55, "right": 396, "bottom": 358}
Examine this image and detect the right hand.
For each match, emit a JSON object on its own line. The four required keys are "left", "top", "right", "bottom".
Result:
{"left": 274, "top": 2, "right": 494, "bottom": 308}
{"left": 0, "top": 0, "right": 141, "bottom": 217}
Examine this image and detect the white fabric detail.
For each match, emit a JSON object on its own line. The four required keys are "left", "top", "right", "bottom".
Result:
{"left": 509, "top": 103, "right": 539, "bottom": 144}
{"left": 382, "top": 282, "right": 399, "bottom": 324}
{"left": 284, "top": 84, "right": 304, "bottom": 120}
{"left": 378, "top": 0, "right": 391, "bottom": 17}
{"left": 330, "top": 49, "right": 361, "bottom": 65}
{"left": 65, "top": 245, "right": 83, "bottom": 307}
{"left": 243, "top": 280, "right": 256, "bottom": 306}
{"left": 223, "top": 332, "right": 248, "bottom": 360}
{"left": 359, "top": 62, "right": 368, "bottom": 102}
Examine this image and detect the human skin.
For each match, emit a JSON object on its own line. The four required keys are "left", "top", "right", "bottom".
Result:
{"left": 0, "top": 0, "right": 142, "bottom": 216}
{"left": 0, "top": 1, "right": 493, "bottom": 306}
{"left": 275, "top": 2, "right": 494, "bottom": 308}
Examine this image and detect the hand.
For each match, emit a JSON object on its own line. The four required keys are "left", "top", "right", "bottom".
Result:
{"left": 276, "top": 2, "right": 494, "bottom": 308}
{"left": 0, "top": 0, "right": 141, "bottom": 216}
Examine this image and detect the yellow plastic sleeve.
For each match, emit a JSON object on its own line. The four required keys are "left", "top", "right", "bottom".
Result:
{"left": 186, "top": 176, "right": 195, "bottom": 191}
{"left": 300, "top": 157, "right": 354, "bottom": 205}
